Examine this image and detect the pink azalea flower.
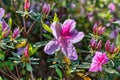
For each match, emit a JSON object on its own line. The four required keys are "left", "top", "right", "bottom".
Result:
{"left": 44, "top": 19, "right": 84, "bottom": 60}
{"left": 108, "top": 3, "right": 116, "bottom": 12}
{"left": 12, "top": 28, "right": 20, "bottom": 39}
{"left": 89, "top": 51, "right": 109, "bottom": 72}
{"left": 0, "top": 8, "right": 5, "bottom": 21}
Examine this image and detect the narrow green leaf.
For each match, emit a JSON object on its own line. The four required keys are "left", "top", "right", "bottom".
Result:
{"left": 43, "top": 34, "right": 52, "bottom": 39}
{"left": 55, "top": 67, "right": 62, "bottom": 79}
{"left": 26, "top": 63, "right": 33, "bottom": 71}
{"left": 8, "top": 18, "right": 12, "bottom": 27}
{"left": 53, "top": 13, "right": 59, "bottom": 22}
{"left": 41, "top": 20, "right": 52, "bottom": 33}
{"left": 0, "top": 51, "right": 5, "bottom": 60}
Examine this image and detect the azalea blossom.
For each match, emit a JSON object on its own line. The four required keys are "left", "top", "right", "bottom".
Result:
{"left": 108, "top": 3, "right": 116, "bottom": 12}
{"left": 89, "top": 51, "right": 109, "bottom": 72}
{"left": 0, "top": 8, "right": 5, "bottom": 21}
{"left": 44, "top": 19, "right": 84, "bottom": 60}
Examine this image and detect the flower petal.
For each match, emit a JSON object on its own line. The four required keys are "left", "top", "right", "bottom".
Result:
{"left": 60, "top": 40, "right": 78, "bottom": 60}
{"left": 50, "top": 22, "right": 62, "bottom": 39}
{"left": 44, "top": 39, "right": 59, "bottom": 55}
{"left": 70, "top": 30, "right": 84, "bottom": 43}
{"left": 89, "top": 63, "right": 99, "bottom": 72}
{"left": 0, "top": 8, "right": 5, "bottom": 20}
{"left": 62, "top": 19, "right": 76, "bottom": 33}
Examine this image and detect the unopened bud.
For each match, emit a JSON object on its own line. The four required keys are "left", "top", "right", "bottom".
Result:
{"left": 42, "top": 3, "right": 50, "bottom": 15}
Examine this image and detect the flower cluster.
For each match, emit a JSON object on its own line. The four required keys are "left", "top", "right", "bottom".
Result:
{"left": 93, "top": 22, "right": 105, "bottom": 36}
{"left": 90, "top": 38, "right": 102, "bottom": 51}
{"left": 105, "top": 40, "right": 119, "bottom": 54}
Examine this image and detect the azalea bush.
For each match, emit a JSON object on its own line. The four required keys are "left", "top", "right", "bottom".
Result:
{"left": 0, "top": 0, "right": 120, "bottom": 80}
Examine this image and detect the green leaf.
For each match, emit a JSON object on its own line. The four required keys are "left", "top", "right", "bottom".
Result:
{"left": 26, "top": 63, "right": 33, "bottom": 71}
{"left": 0, "top": 76, "right": 2, "bottom": 80}
{"left": 43, "top": 34, "right": 52, "bottom": 39}
{"left": 33, "top": 41, "right": 47, "bottom": 48}
{"left": 8, "top": 18, "right": 12, "bottom": 27}
{"left": 104, "top": 68, "right": 119, "bottom": 75}
{"left": 41, "top": 20, "right": 52, "bottom": 33}
{"left": 55, "top": 67, "right": 62, "bottom": 79}
{"left": 53, "top": 13, "right": 59, "bottom": 22}
{"left": 0, "top": 51, "right": 5, "bottom": 60}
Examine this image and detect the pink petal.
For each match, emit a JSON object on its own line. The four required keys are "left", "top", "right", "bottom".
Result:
{"left": 50, "top": 22, "right": 62, "bottom": 39}
{"left": 0, "top": 8, "right": 5, "bottom": 20}
{"left": 60, "top": 40, "right": 78, "bottom": 60}
{"left": 62, "top": 19, "right": 76, "bottom": 33}
{"left": 70, "top": 30, "right": 84, "bottom": 43}
{"left": 44, "top": 39, "right": 59, "bottom": 55}
{"left": 89, "top": 63, "right": 99, "bottom": 72}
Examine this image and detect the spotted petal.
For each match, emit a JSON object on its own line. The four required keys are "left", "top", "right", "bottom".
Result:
{"left": 62, "top": 19, "right": 76, "bottom": 33}
{"left": 50, "top": 22, "right": 62, "bottom": 39}
{"left": 60, "top": 40, "right": 78, "bottom": 60}
{"left": 70, "top": 30, "right": 84, "bottom": 43}
{"left": 44, "top": 39, "right": 59, "bottom": 55}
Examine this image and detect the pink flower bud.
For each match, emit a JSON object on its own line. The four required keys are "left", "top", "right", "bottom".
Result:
{"left": 96, "top": 40, "right": 102, "bottom": 50}
{"left": 42, "top": 3, "right": 50, "bottom": 14}
{"left": 23, "top": 45, "right": 29, "bottom": 57}
{"left": 1, "top": 20, "right": 10, "bottom": 37}
{"left": 24, "top": 0, "right": 30, "bottom": 11}
{"left": 12, "top": 28, "right": 20, "bottom": 39}
{"left": 114, "top": 48, "right": 119, "bottom": 54}
{"left": 105, "top": 40, "right": 110, "bottom": 52}
{"left": 93, "top": 23, "right": 98, "bottom": 34}
{"left": 118, "top": 66, "right": 120, "bottom": 72}
{"left": 98, "top": 27, "right": 105, "bottom": 35}
{"left": 110, "top": 43, "right": 115, "bottom": 54}
{"left": 90, "top": 38, "right": 97, "bottom": 50}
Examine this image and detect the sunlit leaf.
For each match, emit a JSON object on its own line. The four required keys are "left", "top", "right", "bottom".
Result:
{"left": 55, "top": 67, "right": 62, "bottom": 79}
{"left": 41, "top": 20, "right": 52, "bottom": 33}
{"left": 53, "top": 13, "right": 59, "bottom": 22}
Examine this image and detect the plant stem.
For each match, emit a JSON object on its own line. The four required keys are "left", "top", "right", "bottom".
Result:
{"left": 30, "top": 71, "right": 34, "bottom": 80}
{"left": 0, "top": 69, "right": 16, "bottom": 80}
{"left": 4, "top": 62, "right": 18, "bottom": 80}
{"left": 26, "top": 21, "right": 36, "bottom": 35}
{"left": 15, "top": 65, "right": 20, "bottom": 80}
{"left": 23, "top": 16, "right": 26, "bottom": 36}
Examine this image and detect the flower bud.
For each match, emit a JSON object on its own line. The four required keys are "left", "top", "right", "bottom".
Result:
{"left": 1, "top": 20, "right": 10, "bottom": 37}
{"left": 12, "top": 28, "right": 20, "bottom": 39}
{"left": 114, "top": 48, "right": 119, "bottom": 54}
{"left": 24, "top": 0, "right": 30, "bottom": 11}
{"left": 105, "top": 40, "right": 110, "bottom": 52}
{"left": 96, "top": 40, "right": 102, "bottom": 50}
{"left": 118, "top": 66, "right": 120, "bottom": 72}
{"left": 93, "top": 22, "right": 97, "bottom": 34}
{"left": 42, "top": 3, "right": 50, "bottom": 15}
{"left": 23, "top": 45, "right": 29, "bottom": 57}
{"left": 109, "top": 43, "right": 115, "bottom": 54}
{"left": 98, "top": 27, "right": 105, "bottom": 35}
{"left": 90, "top": 38, "right": 97, "bottom": 50}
